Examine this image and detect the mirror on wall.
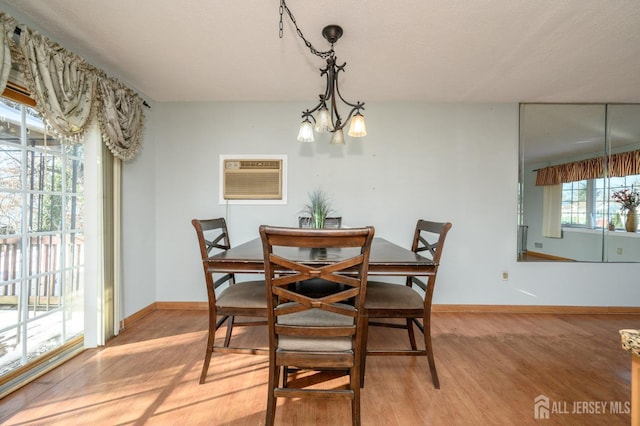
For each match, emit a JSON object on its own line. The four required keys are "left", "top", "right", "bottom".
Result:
{"left": 518, "top": 103, "right": 640, "bottom": 262}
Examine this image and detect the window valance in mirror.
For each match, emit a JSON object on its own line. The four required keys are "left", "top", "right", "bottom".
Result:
{"left": 535, "top": 150, "right": 640, "bottom": 186}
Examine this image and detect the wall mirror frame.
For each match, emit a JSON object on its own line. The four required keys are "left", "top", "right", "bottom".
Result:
{"left": 518, "top": 103, "right": 640, "bottom": 263}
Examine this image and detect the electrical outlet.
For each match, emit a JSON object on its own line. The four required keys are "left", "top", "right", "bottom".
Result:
{"left": 502, "top": 271, "right": 509, "bottom": 281}
{"left": 617, "top": 247, "right": 623, "bottom": 255}
{"left": 534, "top": 242, "right": 543, "bottom": 248}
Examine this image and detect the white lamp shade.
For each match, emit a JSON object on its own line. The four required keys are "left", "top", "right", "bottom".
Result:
{"left": 329, "top": 128, "right": 345, "bottom": 145}
{"left": 315, "top": 107, "right": 333, "bottom": 133}
{"left": 297, "top": 120, "right": 315, "bottom": 142}
{"left": 347, "top": 113, "right": 367, "bottom": 137}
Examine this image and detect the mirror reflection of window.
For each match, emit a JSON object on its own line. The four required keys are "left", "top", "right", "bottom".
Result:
{"left": 519, "top": 103, "right": 640, "bottom": 263}
{"left": 609, "top": 175, "right": 640, "bottom": 229}
{"left": 561, "top": 180, "right": 588, "bottom": 227}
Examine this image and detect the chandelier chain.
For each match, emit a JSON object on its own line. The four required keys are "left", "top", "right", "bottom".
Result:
{"left": 279, "top": 0, "right": 333, "bottom": 59}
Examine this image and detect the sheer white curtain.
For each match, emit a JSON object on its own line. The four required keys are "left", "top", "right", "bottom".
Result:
{"left": 542, "top": 184, "right": 562, "bottom": 238}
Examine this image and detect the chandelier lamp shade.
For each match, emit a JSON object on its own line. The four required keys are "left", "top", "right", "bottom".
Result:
{"left": 279, "top": 1, "right": 366, "bottom": 144}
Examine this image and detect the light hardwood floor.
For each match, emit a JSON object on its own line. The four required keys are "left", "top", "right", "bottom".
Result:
{"left": 0, "top": 310, "right": 637, "bottom": 425}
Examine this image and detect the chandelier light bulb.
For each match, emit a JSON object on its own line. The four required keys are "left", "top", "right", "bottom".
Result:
{"left": 315, "top": 106, "right": 333, "bottom": 133}
{"left": 297, "top": 119, "right": 315, "bottom": 142}
{"left": 329, "top": 128, "right": 345, "bottom": 145}
{"left": 347, "top": 113, "right": 367, "bottom": 137}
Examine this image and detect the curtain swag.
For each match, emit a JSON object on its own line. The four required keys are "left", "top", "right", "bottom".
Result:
{"left": 20, "top": 28, "right": 98, "bottom": 143}
{"left": 0, "top": 11, "right": 145, "bottom": 161}
{"left": 536, "top": 150, "right": 640, "bottom": 186}
{"left": 97, "top": 76, "right": 144, "bottom": 160}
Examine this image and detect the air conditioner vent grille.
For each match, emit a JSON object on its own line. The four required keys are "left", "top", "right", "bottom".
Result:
{"left": 223, "top": 158, "right": 283, "bottom": 200}
{"left": 236, "top": 160, "right": 280, "bottom": 169}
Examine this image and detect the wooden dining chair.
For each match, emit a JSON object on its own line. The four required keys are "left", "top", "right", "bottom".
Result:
{"left": 192, "top": 218, "right": 268, "bottom": 384}
{"left": 361, "top": 219, "right": 452, "bottom": 389}
{"left": 259, "top": 225, "right": 375, "bottom": 426}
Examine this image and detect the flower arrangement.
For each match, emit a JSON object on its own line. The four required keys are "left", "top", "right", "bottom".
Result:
{"left": 302, "top": 189, "right": 333, "bottom": 228}
{"left": 612, "top": 187, "right": 640, "bottom": 211}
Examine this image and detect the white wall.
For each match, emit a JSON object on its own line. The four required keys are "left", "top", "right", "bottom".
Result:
{"left": 121, "top": 101, "right": 640, "bottom": 318}
{"left": 121, "top": 106, "right": 157, "bottom": 317}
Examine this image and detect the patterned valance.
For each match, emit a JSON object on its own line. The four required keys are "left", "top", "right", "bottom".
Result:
{"left": 536, "top": 150, "right": 640, "bottom": 186}
{"left": 97, "top": 76, "right": 144, "bottom": 160}
{"left": 0, "top": 11, "right": 145, "bottom": 161}
{"left": 19, "top": 28, "right": 98, "bottom": 143}
{"left": 608, "top": 149, "right": 640, "bottom": 178}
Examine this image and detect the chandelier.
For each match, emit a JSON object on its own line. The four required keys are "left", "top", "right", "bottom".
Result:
{"left": 279, "top": 1, "right": 367, "bottom": 144}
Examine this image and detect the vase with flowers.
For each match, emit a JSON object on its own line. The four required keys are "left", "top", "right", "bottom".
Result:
{"left": 612, "top": 187, "right": 640, "bottom": 232}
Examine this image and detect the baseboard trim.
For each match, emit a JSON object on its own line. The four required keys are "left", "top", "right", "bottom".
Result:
{"left": 431, "top": 304, "right": 640, "bottom": 314}
{"left": 122, "top": 303, "right": 156, "bottom": 330}
{"left": 122, "top": 302, "right": 209, "bottom": 330}
{"left": 155, "top": 301, "right": 209, "bottom": 311}
{"left": 122, "top": 302, "right": 640, "bottom": 329}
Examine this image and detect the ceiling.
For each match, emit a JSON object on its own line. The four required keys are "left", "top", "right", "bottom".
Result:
{"left": 0, "top": 0, "right": 639, "bottom": 104}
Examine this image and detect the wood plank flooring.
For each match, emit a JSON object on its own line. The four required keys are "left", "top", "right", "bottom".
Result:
{"left": 0, "top": 310, "right": 637, "bottom": 425}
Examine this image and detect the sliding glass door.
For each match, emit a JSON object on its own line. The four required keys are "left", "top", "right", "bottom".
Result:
{"left": 0, "top": 96, "right": 84, "bottom": 379}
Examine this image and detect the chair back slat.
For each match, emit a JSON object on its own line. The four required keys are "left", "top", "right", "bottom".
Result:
{"left": 412, "top": 220, "right": 451, "bottom": 264}
{"left": 260, "top": 226, "right": 374, "bottom": 347}
{"left": 193, "top": 218, "right": 231, "bottom": 257}
{"left": 192, "top": 218, "right": 236, "bottom": 292}
{"left": 408, "top": 219, "right": 452, "bottom": 295}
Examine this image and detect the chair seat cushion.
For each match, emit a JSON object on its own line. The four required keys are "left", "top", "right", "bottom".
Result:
{"left": 365, "top": 281, "right": 424, "bottom": 310}
{"left": 277, "top": 303, "right": 354, "bottom": 352}
{"left": 216, "top": 281, "right": 267, "bottom": 308}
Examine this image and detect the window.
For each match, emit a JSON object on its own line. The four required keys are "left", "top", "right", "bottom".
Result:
{"left": 561, "top": 180, "right": 588, "bottom": 226}
{"left": 608, "top": 175, "right": 640, "bottom": 228}
{"left": 562, "top": 175, "right": 640, "bottom": 229}
{"left": 0, "top": 97, "right": 84, "bottom": 378}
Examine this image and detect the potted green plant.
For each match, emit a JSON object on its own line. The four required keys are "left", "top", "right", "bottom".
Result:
{"left": 302, "top": 189, "right": 333, "bottom": 229}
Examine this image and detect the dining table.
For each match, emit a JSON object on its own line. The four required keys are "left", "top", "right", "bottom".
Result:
{"left": 205, "top": 237, "right": 437, "bottom": 277}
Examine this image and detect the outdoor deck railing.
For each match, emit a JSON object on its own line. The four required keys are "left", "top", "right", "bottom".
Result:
{"left": 0, "top": 236, "right": 84, "bottom": 310}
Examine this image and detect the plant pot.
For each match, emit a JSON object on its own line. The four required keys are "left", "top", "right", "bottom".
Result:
{"left": 625, "top": 208, "right": 637, "bottom": 232}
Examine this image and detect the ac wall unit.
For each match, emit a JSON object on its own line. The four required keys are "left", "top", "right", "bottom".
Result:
{"left": 222, "top": 158, "right": 283, "bottom": 200}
